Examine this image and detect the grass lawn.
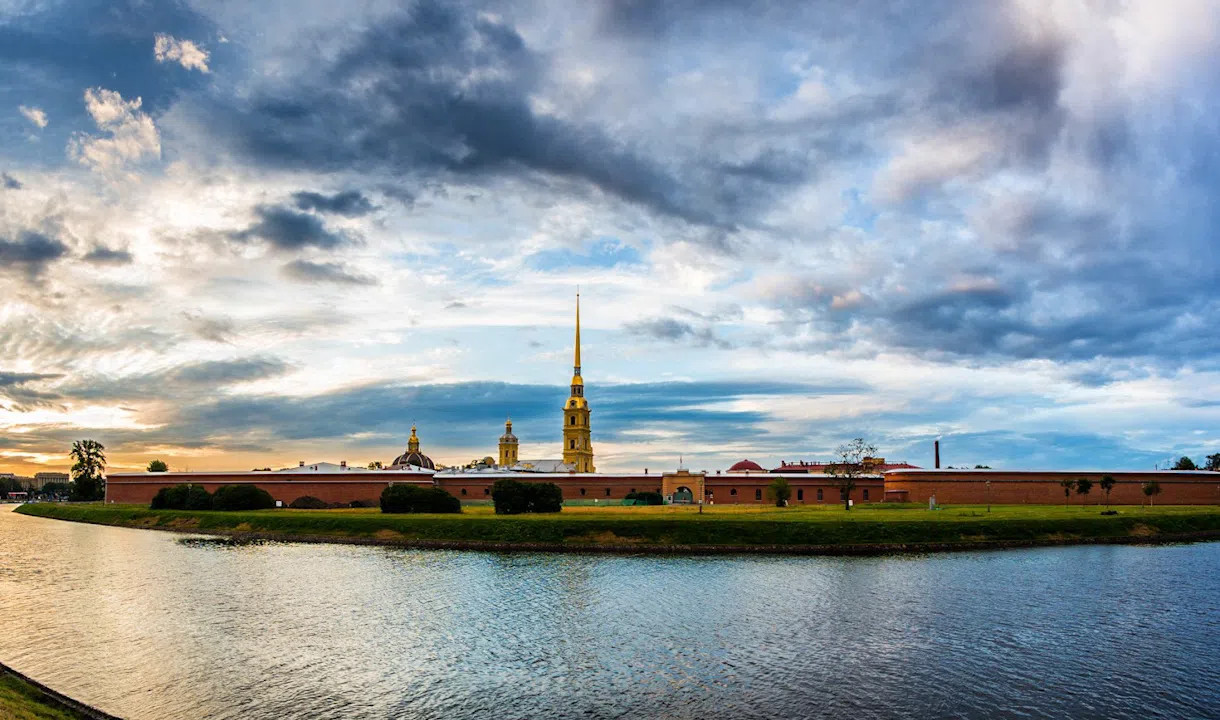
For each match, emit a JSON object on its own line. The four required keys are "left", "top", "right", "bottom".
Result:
{"left": 16, "top": 501, "right": 1220, "bottom": 551}
{"left": 0, "top": 673, "right": 83, "bottom": 720}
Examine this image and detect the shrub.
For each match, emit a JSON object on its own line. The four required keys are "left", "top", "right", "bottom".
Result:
{"left": 767, "top": 477, "right": 792, "bottom": 507}
{"left": 624, "top": 491, "right": 664, "bottom": 506}
{"left": 150, "top": 484, "right": 212, "bottom": 510}
{"left": 211, "top": 484, "right": 275, "bottom": 511}
{"left": 349, "top": 500, "right": 368, "bottom": 508}
{"left": 491, "top": 479, "right": 563, "bottom": 514}
{"left": 380, "top": 484, "right": 461, "bottom": 514}
{"left": 289, "top": 495, "right": 328, "bottom": 509}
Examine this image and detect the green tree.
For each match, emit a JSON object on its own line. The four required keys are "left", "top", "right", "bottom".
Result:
{"left": 1099, "top": 475, "right": 1116, "bottom": 510}
{"left": 1204, "top": 453, "right": 1220, "bottom": 472}
{"left": 69, "top": 439, "right": 106, "bottom": 501}
{"left": 1142, "top": 480, "right": 1161, "bottom": 506}
{"left": 825, "top": 438, "right": 877, "bottom": 511}
{"left": 1060, "top": 478, "right": 1074, "bottom": 506}
{"left": 1075, "top": 477, "right": 1093, "bottom": 502}
{"left": 147, "top": 459, "right": 168, "bottom": 472}
{"left": 767, "top": 476, "right": 792, "bottom": 507}
{"left": 1171, "top": 456, "right": 1197, "bottom": 470}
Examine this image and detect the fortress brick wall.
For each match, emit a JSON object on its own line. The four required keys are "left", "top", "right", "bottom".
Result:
{"left": 883, "top": 470, "right": 1220, "bottom": 505}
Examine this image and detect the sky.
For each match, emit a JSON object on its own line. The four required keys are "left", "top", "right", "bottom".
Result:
{"left": 1, "top": 0, "right": 1218, "bottom": 476}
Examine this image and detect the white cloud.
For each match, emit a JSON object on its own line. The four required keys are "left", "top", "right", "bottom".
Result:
{"left": 154, "top": 33, "right": 211, "bottom": 73}
{"left": 18, "top": 104, "right": 47, "bottom": 128}
{"left": 68, "top": 88, "right": 161, "bottom": 174}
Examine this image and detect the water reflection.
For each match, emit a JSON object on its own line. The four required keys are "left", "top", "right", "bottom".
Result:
{"left": 1, "top": 506, "right": 1217, "bottom": 719}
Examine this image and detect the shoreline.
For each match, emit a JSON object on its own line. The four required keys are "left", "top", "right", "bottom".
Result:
{"left": 14, "top": 503, "right": 1220, "bottom": 556}
{"left": 0, "top": 661, "right": 122, "bottom": 720}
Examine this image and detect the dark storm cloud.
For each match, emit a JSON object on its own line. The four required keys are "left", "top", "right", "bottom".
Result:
{"left": 624, "top": 317, "right": 733, "bottom": 349}
{"left": 0, "top": 231, "right": 69, "bottom": 278}
{"left": 1, "top": 173, "right": 20, "bottom": 189}
{"left": 291, "top": 190, "right": 375, "bottom": 217}
{"left": 230, "top": 205, "right": 350, "bottom": 250}
{"left": 196, "top": 1, "right": 755, "bottom": 228}
{"left": 156, "top": 379, "right": 854, "bottom": 451}
{"left": 280, "top": 260, "right": 375, "bottom": 286}
{"left": 82, "top": 245, "right": 134, "bottom": 265}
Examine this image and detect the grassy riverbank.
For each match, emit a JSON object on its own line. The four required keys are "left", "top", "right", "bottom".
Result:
{"left": 15, "top": 502, "right": 1220, "bottom": 553}
{"left": 0, "top": 671, "right": 90, "bottom": 720}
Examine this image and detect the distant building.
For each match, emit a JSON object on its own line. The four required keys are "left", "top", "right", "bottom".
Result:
{"left": 34, "top": 472, "right": 69, "bottom": 487}
{"left": 561, "top": 293, "right": 595, "bottom": 473}
{"left": 389, "top": 425, "right": 435, "bottom": 470}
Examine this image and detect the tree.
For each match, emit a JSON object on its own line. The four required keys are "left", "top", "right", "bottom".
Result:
{"left": 1142, "top": 480, "right": 1161, "bottom": 506}
{"left": 147, "top": 459, "right": 168, "bottom": 472}
{"left": 1099, "top": 475, "right": 1116, "bottom": 510}
{"left": 825, "top": 438, "right": 877, "bottom": 511}
{"left": 1171, "top": 456, "right": 1197, "bottom": 470}
{"left": 380, "top": 485, "right": 460, "bottom": 514}
{"left": 211, "top": 484, "right": 275, "bottom": 511}
{"left": 69, "top": 439, "right": 106, "bottom": 501}
{"left": 1060, "top": 478, "right": 1075, "bottom": 506}
{"left": 1205, "top": 453, "right": 1220, "bottom": 472}
{"left": 1075, "top": 477, "right": 1093, "bottom": 502}
{"left": 767, "top": 477, "right": 792, "bottom": 507}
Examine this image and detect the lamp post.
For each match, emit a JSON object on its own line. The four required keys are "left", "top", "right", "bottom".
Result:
{"left": 986, "top": 479, "right": 991, "bottom": 513}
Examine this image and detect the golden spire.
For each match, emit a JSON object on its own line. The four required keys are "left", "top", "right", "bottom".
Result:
{"left": 408, "top": 424, "right": 419, "bottom": 452}
{"left": 574, "top": 291, "right": 581, "bottom": 374}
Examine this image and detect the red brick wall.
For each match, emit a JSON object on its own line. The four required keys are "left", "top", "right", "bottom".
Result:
{"left": 106, "top": 472, "right": 434, "bottom": 506}
{"left": 705, "top": 474, "right": 885, "bottom": 505}
{"left": 435, "top": 474, "right": 664, "bottom": 501}
{"left": 884, "top": 471, "right": 1220, "bottom": 505}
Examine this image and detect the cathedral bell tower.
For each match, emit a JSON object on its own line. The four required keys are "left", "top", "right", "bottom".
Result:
{"left": 498, "top": 417, "right": 519, "bottom": 467}
{"left": 562, "top": 293, "right": 595, "bottom": 473}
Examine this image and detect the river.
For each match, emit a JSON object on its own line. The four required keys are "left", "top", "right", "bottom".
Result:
{"left": 0, "top": 506, "right": 1217, "bottom": 719}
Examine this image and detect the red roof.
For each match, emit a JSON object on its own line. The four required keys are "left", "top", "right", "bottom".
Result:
{"left": 728, "top": 459, "right": 765, "bottom": 472}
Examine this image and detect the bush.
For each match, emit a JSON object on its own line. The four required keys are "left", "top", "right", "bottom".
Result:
{"left": 289, "top": 495, "right": 328, "bottom": 509}
{"left": 380, "top": 484, "right": 461, "bottom": 514}
{"left": 491, "top": 479, "right": 563, "bottom": 514}
{"left": 211, "top": 484, "right": 276, "bottom": 511}
{"left": 624, "top": 491, "right": 664, "bottom": 506}
{"left": 349, "top": 500, "right": 368, "bottom": 508}
{"left": 150, "top": 484, "right": 212, "bottom": 510}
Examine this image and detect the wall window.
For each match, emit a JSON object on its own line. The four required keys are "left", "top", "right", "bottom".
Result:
{"left": 797, "top": 489, "right": 804, "bottom": 501}
{"left": 484, "top": 488, "right": 490, "bottom": 495}
{"left": 605, "top": 488, "right": 611, "bottom": 497}
{"left": 817, "top": 489, "right": 823, "bottom": 501}
{"left": 570, "top": 416, "right": 575, "bottom": 425}
{"left": 570, "top": 440, "right": 576, "bottom": 449}
{"left": 630, "top": 488, "right": 636, "bottom": 494}
{"left": 730, "top": 488, "right": 737, "bottom": 496}
{"left": 863, "top": 489, "right": 869, "bottom": 500}
{"left": 580, "top": 488, "right": 586, "bottom": 496}
{"left": 754, "top": 489, "right": 762, "bottom": 500}
{"left": 461, "top": 488, "right": 467, "bottom": 496}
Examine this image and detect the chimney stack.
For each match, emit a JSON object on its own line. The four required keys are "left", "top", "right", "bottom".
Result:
{"left": 340, "top": 460, "right": 347, "bottom": 469}
{"left": 934, "top": 440, "right": 940, "bottom": 469}
{"left": 299, "top": 460, "right": 304, "bottom": 467}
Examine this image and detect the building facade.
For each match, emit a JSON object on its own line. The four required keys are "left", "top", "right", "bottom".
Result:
{"left": 498, "top": 419, "right": 519, "bottom": 467}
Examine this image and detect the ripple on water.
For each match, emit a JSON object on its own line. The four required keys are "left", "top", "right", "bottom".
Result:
{"left": 0, "top": 507, "right": 1218, "bottom": 720}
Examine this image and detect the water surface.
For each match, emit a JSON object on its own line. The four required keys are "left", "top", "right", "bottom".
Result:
{"left": 1, "top": 506, "right": 1217, "bottom": 719}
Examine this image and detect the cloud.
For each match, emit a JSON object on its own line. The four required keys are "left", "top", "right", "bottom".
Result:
{"left": 291, "top": 190, "right": 375, "bottom": 217}
{"left": 18, "top": 105, "right": 47, "bottom": 128}
{"left": 280, "top": 259, "right": 375, "bottom": 285}
{"left": 0, "top": 371, "right": 62, "bottom": 410}
{"left": 230, "top": 205, "right": 351, "bottom": 250}
{"left": 0, "top": 231, "right": 69, "bottom": 279}
{"left": 624, "top": 317, "right": 733, "bottom": 349}
{"left": 82, "top": 245, "right": 133, "bottom": 265}
{"left": 153, "top": 33, "right": 210, "bottom": 73}
{"left": 58, "top": 357, "right": 291, "bottom": 403}
{"left": 1, "top": 173, "right": 20, "bottom": 189}
{"left": 181, "top": 312, "right": 235, "bottom": 343}
{"left": 68, "top": 88, "right": 161, "bottom": 173}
